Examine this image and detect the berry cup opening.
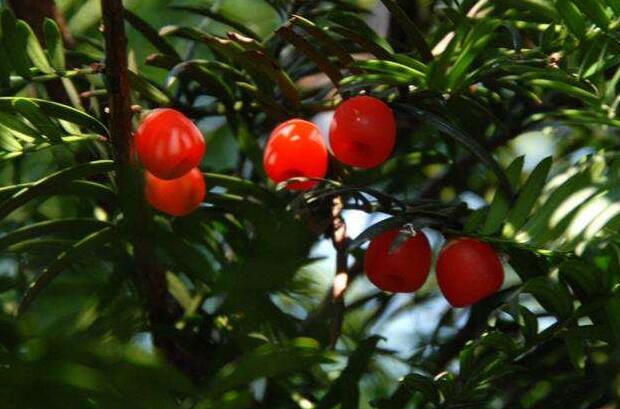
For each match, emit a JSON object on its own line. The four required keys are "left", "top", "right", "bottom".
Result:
{"left": 351, "top": 140, "right": 371, "bottom": 156}
{"left": 384, "top": 274, "right": 406, "bottom": 292}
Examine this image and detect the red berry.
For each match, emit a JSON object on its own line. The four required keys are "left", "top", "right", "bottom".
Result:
{"left": 436, "top": 238, "right": 504, "bottom": 307}
{"left": 135, "top": 109, "right": 206, "bottom": 180}
{"left": 329, "top": 95, "right": 396, "bottom": 169}
{"left": 145, "top": 168, "right": 206, "bottom": 216}
{"left": 263, "top": 119, "right": 328, "bottom": 191}
{"left": 364, "top": 229, "right": 432, "bottom": 293}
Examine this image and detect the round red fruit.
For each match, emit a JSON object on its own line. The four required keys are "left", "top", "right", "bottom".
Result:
{"left": 364, "top": 229, "right": 432, "bottom": 293}
{"left": 135, "top": 109, "right": 206, "bottom": 180}
{"left": 329, "top": 95, "right": 396, "bottom": 169}
{"left": 436, "top": 238, "right": 504, "bottom": 307}
{"left": 263, "top": 119, "right": 328, "bottom": 191}
{"left": 145, "top": 168, "right": 206, "bottom": 216}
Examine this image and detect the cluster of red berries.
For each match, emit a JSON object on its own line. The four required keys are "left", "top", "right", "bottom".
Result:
{"left": 365, "top": 230, "right": 504, "bottom": 307}
{"left": 135, "top": 101, "right": 502, "bottom": 306}
{"left": 134, "top": 109, "right": 207, "bottom": 216}
{"left": 264, "top": 95, "right": 503, "bottom": 307}
{"left": 263, "top": 95, "right": 396, "bottom": 190}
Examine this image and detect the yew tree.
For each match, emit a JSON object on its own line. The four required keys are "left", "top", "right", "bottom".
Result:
{"left": 0, "top": 0, "right": 619, "bottom": 408}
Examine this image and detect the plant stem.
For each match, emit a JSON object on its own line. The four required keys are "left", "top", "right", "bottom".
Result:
{"left": 100, "top": 0, "right": 199, "bottom": 379}
{"left": 5, "top": 66, "right": 104, "bottom": 93}
{"left": 329, "top": 195, "right": 349, "bottom": 347}
{"left": 100, "top": 0, "right": 132, "bottom": 166}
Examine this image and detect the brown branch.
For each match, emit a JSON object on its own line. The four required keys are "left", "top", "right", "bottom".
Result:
{"left": 101, "top": 0, "right": 132, "bottom": 165}
{"left": 100, "top": 0, "right": 202, "bottom": 380}
{"left": 302, "top": 255, "right": 363, "bottom": 343}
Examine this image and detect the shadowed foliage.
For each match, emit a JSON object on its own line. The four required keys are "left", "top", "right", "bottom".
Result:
{"left": 0, "top": 0, "right": 618, "bottom": 408}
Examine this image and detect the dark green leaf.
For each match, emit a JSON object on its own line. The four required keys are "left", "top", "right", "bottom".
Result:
{"left": 195, "top": 391, "right": 253, "bottom": 409}
{"left": 18, "top": 226, "right": 118, "bottom": 314}
{"left": 377, "top": 0, "right": 432, "bottom": 61}
{"left": 520, "top": 170, "right": 596, "bottom": 246}
{"left": 244, "top": 50, "right": 300, "bottom": 111}
{"left": 0, "top": 43, "right": 11, "bottom": 87}
{"left": 555, "top": 0, "right": 587, "bottom": 38}
{"left": 565, "top": 335, "right": 586, "bottom": 374}
{"left": 448, "top": 19, "right": 501, "bottom": 89}
{"left": 0, "top": 124, "right": 22, "bottom": 152}
{"left": 17, "top": 20, "right": 53, "bottom": 74}
{"left": 529, "top": 79, "right": 599, "bottom": 105}
{"left": 339, "top": 73, "right": 412, "bottom": 90}
{"left": 351, "top": 59, "right": 424, "bottom": 86}
{"left": 0, "top": 160, "right": 115, "bottom": 220}
{"left": 571, "top": 0, "right": 610, "bottom": 29}
{"left": 519, "top": 305, "right": 539, "bottom": 343}
{"left": 503, "top": 157, "right": 553, "bottom": 238}
{"left": 12, "top": 98, "right": 64, "bottom": 142}
{"left": 317, "top": 336, "right": 382, "bottom": 409}
{"left": 522, "top": 277, "right": 574, "bottom": 318}
{"left": 464, "top": 207, "right": 488, "bottom": 233}
{"left": 165, "top": 61, "right": 234, "bottom": 109}
{"left": 503, "top": 0, "right": 559, "bottom": 20}
{"left": 277, "top": 25, "right": 342, "bottom": 86}
{"left": 124, "top": 8, "right": 181, "bottom": 60}
{"left": 1, "top": 8, "right": 31, "bottom": 77}
{"left": 0, "top": 110, "right": 39, "bottom": 141}
{"left": 0, "top": 98, "right": 109, "bottom": 135}
{"left": 169, "top": 5, "right": 260, "bottom": 40}
{"left": 0, "top": 219, "right": 111, "bottom": 251}
{"left": 291, "top": 15, "right": 357, "bottom": 70}
{"left": 605, "top": 0, "right": 620, "bottom": 15}
{"left": 43, "top": 18, "right": 65, "bottom": 70}
{"left": 479, "top": 331, "right": 519, "bottom": 355}
{"left": 348, "top": 216, "right": 407, "bottom": 251}
{"left": 559, "top": 260, "right": 600, "bottom": 299}
{"left": 204, "top": 172, "right": 274, "bottom": 205}
{"left": 326, "top": 12, "right": 393, "bottom": 60}
{"left": 482, "top": 156, "right": 525, "bottom": 235}
{"left": 128, "top": 71, "right": 171, "bottom": 105}
{"left": 207, "top": 338, "right": 329, "bottom": 397}
{"left": 401, "top": 373, "right": 440, "bottom": 405}
{"left": 396, "top": 105, "right": 514, "bottom": 198}
{"left": 604, "top": 296, "right": 620, "bottom": 347}
{"left": 0, "top": 180, "right": 114, "bottom": 203}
